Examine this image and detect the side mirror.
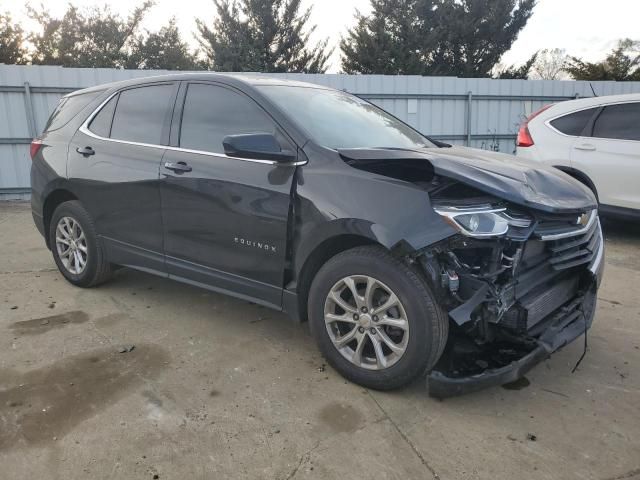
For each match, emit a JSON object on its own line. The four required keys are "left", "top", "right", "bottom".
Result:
{"left": 222, "top": 133, "right": 296, "bottom": 163}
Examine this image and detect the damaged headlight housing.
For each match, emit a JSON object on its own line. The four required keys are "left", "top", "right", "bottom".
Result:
{"left": 434, "top": 206, "right": 530, "bottom": 238}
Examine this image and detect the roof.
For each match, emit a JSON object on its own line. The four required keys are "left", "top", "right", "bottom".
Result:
{"left": 67, "top": 72, "right": 333, "bottom": 97}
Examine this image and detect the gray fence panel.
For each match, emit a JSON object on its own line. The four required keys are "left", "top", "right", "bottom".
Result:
{"left": 2, "top": 64, "right": 640, "bottom": 199}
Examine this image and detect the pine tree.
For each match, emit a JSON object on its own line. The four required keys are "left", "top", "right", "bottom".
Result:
{"left": 196, "top": 0, "right": 331, "bottom": 73}
{"left": 341, "top": 0, "right": 536, "bottom": 77}
{"left": 128, "top": 19, "right": 201, "bottom": 70}
{"left": 341, "top": 0, "right": 435, "bottom": 75}
{"left": 496, "top": 52, "right": 538, "bottom": 79}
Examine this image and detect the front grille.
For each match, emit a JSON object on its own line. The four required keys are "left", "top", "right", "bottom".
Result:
{"left": 499, "top": 210, "right": 601, "bottom": 334}
{"left": 534, "top": 210, "right": 601, "bottom": 271}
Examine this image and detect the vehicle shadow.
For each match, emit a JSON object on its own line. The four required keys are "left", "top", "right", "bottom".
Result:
{"left": 601, "top": 216, "right": 640, "bottom": 240}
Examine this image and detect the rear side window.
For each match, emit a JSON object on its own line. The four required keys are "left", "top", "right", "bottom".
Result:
{"left": 110, "top": 84, "right": 175, "bottom": 145}
{"left": 179, "top": 83, "right": 276, "bottom": 154}
{"left": 88, "top": 95, "right": 117, "bottom": 138}
{"left": 44, "top": 91, "right": 102, "bottom": 132}
{"left": 550, "top": 107, "right": 597, "bottom": 136}
{"left": 592, "top": 103, "right": 640, "bottom": 141}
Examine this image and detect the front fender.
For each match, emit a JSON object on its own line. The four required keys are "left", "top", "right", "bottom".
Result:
{"left": 291, "top": 151, "right": 457, "bottom": 279}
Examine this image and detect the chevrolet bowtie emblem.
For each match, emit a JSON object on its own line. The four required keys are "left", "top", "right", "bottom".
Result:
{"left": 577, "top": 213, "right": 589, "bottom": 226}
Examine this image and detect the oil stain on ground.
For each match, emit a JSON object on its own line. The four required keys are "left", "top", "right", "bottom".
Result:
{"left": 0, "top": 344, "right": 169, "bottom": 451}
{"left": 8, "top": 311, "right": 89, "bottom": 336}
{"left": 318, "top": 403, "right": 364, "bottom": 433}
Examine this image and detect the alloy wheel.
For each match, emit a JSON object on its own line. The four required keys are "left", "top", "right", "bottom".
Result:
{"left": 55, "top": 216, "right": 88, "bottom": 275}
{"left": 324, "top": 275, "right": 409, "bottom": 370}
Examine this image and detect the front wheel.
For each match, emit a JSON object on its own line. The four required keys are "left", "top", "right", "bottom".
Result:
{"left": 308, "top": 246, "right": 448, "bottom": 390}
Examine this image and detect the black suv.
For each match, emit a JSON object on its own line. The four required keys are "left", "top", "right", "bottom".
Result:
{"left": 31, "top": 74, "right": 604, "bottom": 397}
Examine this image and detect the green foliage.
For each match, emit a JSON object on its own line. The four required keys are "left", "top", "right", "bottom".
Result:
{"left": 565, "top": 39, "right": 640, "bottom": 81}
{"left": 24, "top": 2, "right": 198, "bottom": 70}
{"left": 0, "top": 12, "right": 29, "bottom": 65}
{"left": 341, "top": 0, "right": 536, "bottom": 77}
{"left": 196, "top": 0, "right": 331, "bottom": 73}
{"left": 28, "top": 2, "right": 154, "bottom": 68}
{"left": 497, "top": 52, "right": 538, "bottom": 79}
{"left": 341, "top": 0, "right": 430, "bottom": 75}
{"left": 127, "top": 18, "right": 201, "bottom": 70}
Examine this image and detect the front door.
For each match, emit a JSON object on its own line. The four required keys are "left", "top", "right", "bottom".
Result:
{"left": 68, "top": 82, "right": 178, "bottom": 272}
{"left": 159, "top": 82, "right": 297, "bottom": 308}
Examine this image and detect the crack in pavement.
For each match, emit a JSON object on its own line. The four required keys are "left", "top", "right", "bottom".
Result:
{"left": 281, "top": 416, "right": 388, "bottom": 480}
{"left": 0, "top": 268, "right": 57, "bottom": 275}
{"left": 283, "top": 440, "right": 321, "bottom": 480}
{"left": 367, "top": 391, "right": 440, "bottom": 480}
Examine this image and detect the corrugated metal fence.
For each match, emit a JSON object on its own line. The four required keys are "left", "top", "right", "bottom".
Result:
{"left": 2, "top": 64, "right": 640, "bottom": 199}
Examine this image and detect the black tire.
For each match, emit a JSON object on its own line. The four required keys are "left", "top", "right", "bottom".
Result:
{"left": 49, "top": 200, "right": 112, "bottom": 287}
{"left": 308, "top": 246, "right": 448, "bottom": 390}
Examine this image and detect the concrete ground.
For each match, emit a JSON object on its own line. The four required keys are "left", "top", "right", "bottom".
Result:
{"left": 0, "top": 201, "right": 638, "bottom": 480}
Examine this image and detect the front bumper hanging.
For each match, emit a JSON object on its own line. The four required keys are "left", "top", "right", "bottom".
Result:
{"left": 427, "top": 226, "right": 604, "bottom": 399}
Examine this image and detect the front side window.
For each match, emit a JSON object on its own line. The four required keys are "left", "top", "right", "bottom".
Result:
{"left": 256, "top": 85, "right": 434, "bottom": 150}
{"left": 109, "top": 84, "right": 174, "bottom": 145}
{"left": 592, "top": 103, "right": 640, "bottom": 141}
{"left": 179, "top": 83, "right": 277, "bottom": 154}
{"left": 550, "top": 107, "right": 597, "bottom": 136}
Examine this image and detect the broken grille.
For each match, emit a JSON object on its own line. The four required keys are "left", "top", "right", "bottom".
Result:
{"left": 534, "top": 210, "right": 601, "bottom": 271}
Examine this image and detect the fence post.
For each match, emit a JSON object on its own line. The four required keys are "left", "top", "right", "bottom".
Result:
{"left": 465, "top": 91, "right": 473, "bottom": 146}
{"left": 23, "top": 81, "right": 37, "bottom": 138}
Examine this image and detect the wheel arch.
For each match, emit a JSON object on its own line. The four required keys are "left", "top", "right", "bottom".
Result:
{"left": 553, "top": 166, "right": 599, "bottom": 201}
{"left": 42, "top": 189, "right": 79, "bottom": 249}
{"left": 291, "top": 234, "right": 380, "bottom": 322}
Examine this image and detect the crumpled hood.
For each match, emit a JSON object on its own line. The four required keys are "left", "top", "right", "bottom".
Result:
{"left": 338, "top": 146, "right": 597, "bottom": 214}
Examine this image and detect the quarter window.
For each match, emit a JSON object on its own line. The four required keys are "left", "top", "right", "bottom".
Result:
{"left": 592, "top": 103, "right": 640, "bottom": 141}
{"left": 45, "top": 91, "right": 102, "bottom": 132}
{"left": 88, "top": 95, "right": 117, "bottom": 138}
{"left": 550, "top": 108, "right": 597, "bottom": 136}
{"left": 110, "top": 84, "right": 174, "bottom": 145}
{"left": 180, "top": 83, "right": 276, "bottom": 154}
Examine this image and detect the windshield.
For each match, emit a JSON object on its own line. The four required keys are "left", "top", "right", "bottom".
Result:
{"left": 256, "top": 85, "right": 434, "bottom": 150}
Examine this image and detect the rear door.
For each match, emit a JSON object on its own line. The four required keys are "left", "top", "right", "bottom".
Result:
{"left": 69, "top": 82, "right": 178, "bottom": 271}
{"left": 570, "top": 102, "right": 640, "bottom": 210}
{"left": 159, "top": 82, "right": 298, "bottom": 308}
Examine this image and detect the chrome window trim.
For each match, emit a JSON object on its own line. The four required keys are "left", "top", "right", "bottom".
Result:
{"left": 545, "top": 100, "right": 640, "bottom": 141}
{"left": 78, "top": 90, "right": 306, "bottom": 167}
{"left": 544, "top": 105, "right": 600, "bottom": 138}
{"left": 538, "top": 210, "right": 598, "bottom": 241}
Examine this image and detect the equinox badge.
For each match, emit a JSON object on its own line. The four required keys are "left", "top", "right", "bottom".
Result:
{"left": 235, "top": 237, "right": 277, "bottom": 253}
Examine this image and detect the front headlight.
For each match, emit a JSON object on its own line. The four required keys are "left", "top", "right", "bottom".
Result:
{"left": 435, "top": 206, "right": 526, "bottom": 238}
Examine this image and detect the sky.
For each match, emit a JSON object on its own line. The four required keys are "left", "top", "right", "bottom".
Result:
{"left": 3, "top": 0, "right": 640, "bottom": 73}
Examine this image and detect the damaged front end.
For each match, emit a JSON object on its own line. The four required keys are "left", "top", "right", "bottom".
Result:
{"left": 338, "top": 146, "right": 604, "bottom": 397}
{"left": 419, "top": 182, "right": 604, "bottom": 398}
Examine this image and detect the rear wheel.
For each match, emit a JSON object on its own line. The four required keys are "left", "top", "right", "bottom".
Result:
{"left": 308, "top": 246, "right": 448, "bottom": 390}
{"left": 49, "top": 200, "right": 112, "bottom": 287}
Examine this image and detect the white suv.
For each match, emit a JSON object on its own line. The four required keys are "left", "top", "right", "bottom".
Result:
{"left": 516, "top": 93, "right": 640, "bottom": 219}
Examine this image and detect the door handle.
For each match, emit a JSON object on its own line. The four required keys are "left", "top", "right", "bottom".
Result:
{"left": 164, "top": 161, "right": 192, "bottom": 173}
{"left": 574, "top": 144, "right": 596, "bottom": 151}
{"left": 76, "top": 146, "right": 95, "bottom": 157}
